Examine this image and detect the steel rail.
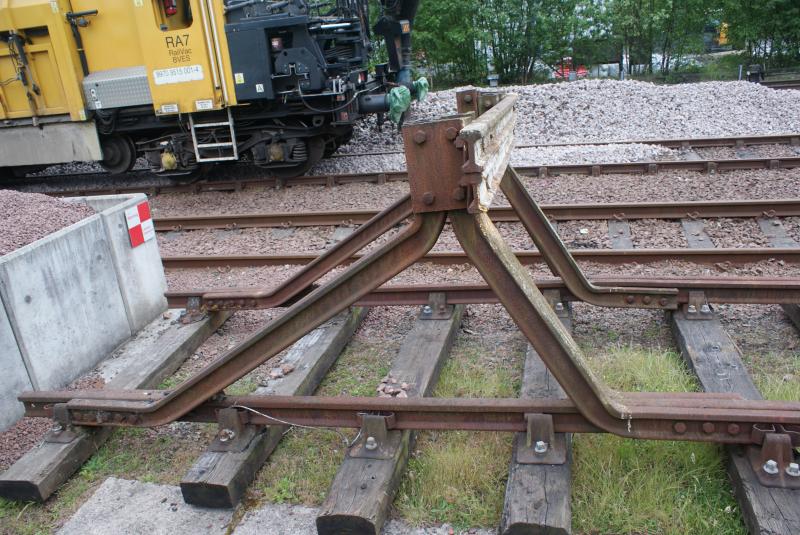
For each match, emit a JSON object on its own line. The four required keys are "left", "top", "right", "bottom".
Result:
{"left": 760, "top": 80, "right": 800, "bottom": 90}
{"left": 160, "top": 247, "right": 800, "bottom": 269}
{"left": 153, "top": 198, "right": 800, "bottom": 231}
{"left": 14, "top": 156, "right": 800, "bottom": 198}
{"left": 328, "top": 133, "right": 800, "bottom": 157}
{"left": 164, "top": 277, "right": 800, "bottom": 310}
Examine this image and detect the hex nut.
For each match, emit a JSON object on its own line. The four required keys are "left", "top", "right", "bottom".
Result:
{"left": 534, "top": 440, "right": 548, "bottom": 454}
{"left": 365, "top": 436, "right": 378, "bottom": 451}
{"left": 763, "top": 459, "right": 780, "bottom": 475}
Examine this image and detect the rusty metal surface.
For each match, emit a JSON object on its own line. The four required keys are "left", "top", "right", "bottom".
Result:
{"left": 501, "top": 167, "right": 678, "bottom": 310}
{"left": 23, "top": 156, "right": 800, "bottom": 199}
{"left": 160, "top": 247, "right": 800, "bottom": 269}
{"left": 164, "top": 277, "right": 800, "bottom": 310}
{"left": 153, "top": 198, "right": 800, "bottom": 232}
{"left": 458, "top": 93, "right": 518, "bottom": 212}
{"left": 402, "top": 115, "right": 473, "bottom": 214}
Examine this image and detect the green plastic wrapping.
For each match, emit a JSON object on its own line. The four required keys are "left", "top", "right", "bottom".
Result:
{"left": 387, "top": 86, "right": 411, "bottom": 123}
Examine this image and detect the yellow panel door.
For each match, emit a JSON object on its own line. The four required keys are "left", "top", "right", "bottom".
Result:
{"left": 132, "top": 0, "right": 224, "bottom": 115}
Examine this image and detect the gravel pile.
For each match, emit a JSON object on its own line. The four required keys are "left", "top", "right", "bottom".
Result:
{"left": 0, "top": 190, "right": 95, "bottom": 256}
{"left": 339, "top": 80, "right": 800, "bottom": 154}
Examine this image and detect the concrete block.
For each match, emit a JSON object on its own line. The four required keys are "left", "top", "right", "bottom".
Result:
{"left": 57, "top": 478, "right": 233, "bottom": 535}
{"left": 0, "top": 301, "right": 33, "bottom": 431}
{"left": 67, "top": 194, "right": 167, "bottom": 332}
{"left": 0, "top": 215, "right": 131, "bottom": 391}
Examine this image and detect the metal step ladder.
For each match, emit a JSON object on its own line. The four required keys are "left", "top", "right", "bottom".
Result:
{"left": 189, "top": 107, "right": 239, "bottom": 163}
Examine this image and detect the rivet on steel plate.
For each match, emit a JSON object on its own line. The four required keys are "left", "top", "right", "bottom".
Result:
{"left": 463, "top": 94, "right": 473, "bottom": 103}
{"left": 673, "top": 422, "right": 687, "bottom": 434}
{"left": 625, "top": 295, "right": 635, "bottom": 304}
{"left": 727, "top": 423, "right": 740, "bottom": 435}
{"left": 787, "top": 463, "right": 800, "bottom": 477}
{"left": 659, "top": 298, "right": 668, "bottom": 306}
{"left": 413, "top": 131, "right": 427, "bottom": 144}
{"left": 763, "top": 459, "right": 780, "bottom": 475}
{"left": 445, "top": 127, "right": 459, "bottom": 140}
{"left": 534, "top": 440, "right": 548, "bottom": 454}
{"left": 422, "top": 192, "right": 435, "bottom": 205}
{"left": 365, "top": 436, "right": 378, "bottom": 451}
{"left": 642, "top": 296, "right": 652, "bottom": 305}
{"left": 702, "top": 422, "right": 715, "bottom": 434}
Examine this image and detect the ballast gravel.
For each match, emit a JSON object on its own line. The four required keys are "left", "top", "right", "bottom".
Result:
{"left": 0, "top": 190, "right": 95, "bottom": 256}
{"left": 341, "top": 80, "right": 800, "bottom": 154}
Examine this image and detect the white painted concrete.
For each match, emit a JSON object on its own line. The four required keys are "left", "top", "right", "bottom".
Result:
{"left": 59, "top": 478, "right": 495, "bottom": 535}
{"left": 0, "top": 215, "right": 130, "bottom": 391}
{"left": 0, "top": 194, "right": 168, "bottom": 431}
{"left": 0, "top": 299, "right": 33, "bottom": 430}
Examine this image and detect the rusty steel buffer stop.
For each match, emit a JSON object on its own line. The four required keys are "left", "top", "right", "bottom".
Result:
{"left": 19, "top": 89, "right": 800, "bottom": 490}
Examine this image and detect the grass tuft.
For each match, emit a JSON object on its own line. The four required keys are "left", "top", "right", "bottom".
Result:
{"left": 572, "top": 344, "right": 744, "bottom": 535}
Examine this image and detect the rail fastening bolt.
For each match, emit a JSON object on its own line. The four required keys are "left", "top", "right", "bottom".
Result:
{"left": 687, "top": 304, "right": 698, "bottom": 314}
{"left": 554, "top": 302, "right": 564, "bottom": 312}
{"left": 700, "top": 304, "right": 711, "bottom": 314}
{"left": 787, "top": 463, "right": 800, "bottom": 477}
{"left": 534, "top": 441, "right": 548, "bottom": 455}
{"left": 422, "top": 305, "right": 432, "bottom": 315}
{"left": 51, "top": 423, "right": 63, "bottom": 433}
{"left": 763, "top": 459, "right": 780, "bottom": 475}
{"left": 219, "top": 429, "right": 236, "bottom": 443}
{"left": 365, "top": 436, "right": 378, "bottom": 451}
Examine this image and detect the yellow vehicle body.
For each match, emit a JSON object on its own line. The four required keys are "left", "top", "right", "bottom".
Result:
{"left": 0, "top": 0, "right": 237, "bottom": 123}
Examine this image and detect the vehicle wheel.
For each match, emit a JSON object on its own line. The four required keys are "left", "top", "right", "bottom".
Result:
{"left": 269, "top": 136, "right": 325, "bottom": 179}
{"left": 99, "top": 135, "right": 136, "bottom": 175}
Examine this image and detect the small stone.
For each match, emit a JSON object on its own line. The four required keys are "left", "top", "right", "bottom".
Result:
{"left": 269, "top": 368, "right": 284, "bottom": 380}
{"left": 162, "top": 311, "right": 172, "bottom": 320}
{"left": 376, "top": 384, "right": 385, "bottom": 392}
{"left": 396, "top": 390, "right": 408, "bottom": 398}
{"left": 280, "top": 363, "right": 295, "bottom": 375}
{"left": 783, "top": 374, "right": 794, "bottom": 382}
{"left": 401, "top": 382, "right": 409, "bottom": 390}
{"left": 384, "top": 386, "right": 397, "bottom": 395}
{"left": 579, "top": 228, "right": 589, "bottom": 235}
{"left": 389, "top": 377, "right": 398, "bottom": 384}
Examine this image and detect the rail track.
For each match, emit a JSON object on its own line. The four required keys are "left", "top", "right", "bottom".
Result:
{"left": 760, "top": 79, "right": 800, "bottom": 90}
{"left": 7, "top": 134, "right": 800, "bottom": 198}
{"left": 160, "top": 247, "right": 800, "bottom": 269}
{"left": 154, "top": 198, "right": 800, "bottom": 231}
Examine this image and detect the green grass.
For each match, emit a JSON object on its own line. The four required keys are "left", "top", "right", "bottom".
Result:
{"left": 0, "top": 425, "right": 213, "bottom": 535}
{"left": 249, "top": 341, "right": 392, "bottom": 505}
{"left": 394, "top": 342, "right": 521, "bottom": 528}
{"left": 571, "top": 345, "right": 744, "bottom": 535}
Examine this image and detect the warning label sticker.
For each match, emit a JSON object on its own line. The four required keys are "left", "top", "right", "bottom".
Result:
{"left": 153, "top": 65, "right": 204, "bottom": 85}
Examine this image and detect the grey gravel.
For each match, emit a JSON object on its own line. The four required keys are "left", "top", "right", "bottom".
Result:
{"left": 0, "top": 190, "right": 95, "bottom": 256}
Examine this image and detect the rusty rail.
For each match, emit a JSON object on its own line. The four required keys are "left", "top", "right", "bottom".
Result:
{"left": 160, "top": 247, "right": 800, "bottom": 269}
{"left": 165, "top": 278, "right": 800, "bottom": 311}
{"left": 153, "top": 198, "right": 800, "bottom": 231}
{"left": 17, "top": 156, "right": 800, "bottom": 199}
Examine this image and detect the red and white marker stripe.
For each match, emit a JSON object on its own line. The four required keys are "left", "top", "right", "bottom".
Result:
{"left": 125, "top": 201, "right": 155, "bottom": 248}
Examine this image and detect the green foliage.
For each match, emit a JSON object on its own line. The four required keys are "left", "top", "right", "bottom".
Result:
{"left": 405, "top": 0, "right": 800, "bottom": 86}
{"left": 720, "top": 0, "right": 800, "bottom": 67}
